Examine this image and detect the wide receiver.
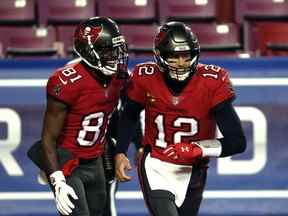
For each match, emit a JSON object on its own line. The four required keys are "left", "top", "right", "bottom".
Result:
{"left": 114, "top": 21, "right": 246, "bottom": 216}
{"left": 41, "top": 17, "right": 128, "bottom": 216}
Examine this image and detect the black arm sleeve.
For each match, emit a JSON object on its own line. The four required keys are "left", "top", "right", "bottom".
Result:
{"left": 106, "top": 94, "right": 143, "bottom": 149}
{"left": 106, "top": 108, "right": 119, "bottom": 140}
{"left": 131, "top": 120, "right": 143, "bottom": 150}
{"left": 213, "top": 100, "right": 247, "bottom": 157}
{"left": 115, "top": 98, "right": 144, "bottom": 154}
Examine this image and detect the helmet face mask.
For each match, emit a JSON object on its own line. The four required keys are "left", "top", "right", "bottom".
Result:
{"left": 96, "top": 41, "right": 128, "bottom": 77}
{"left": 159, "top": 50, "right": 199, "bottom": 81}
{"left": 74, "top": 17, "right": 128, "bottom": 78}
{"left": 154, "top": 22, "right": 200, "bottom": 81}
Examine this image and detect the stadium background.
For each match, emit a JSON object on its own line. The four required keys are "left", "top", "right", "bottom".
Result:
{"left": 0, "top": 0, "right": 288, "bottom": 216}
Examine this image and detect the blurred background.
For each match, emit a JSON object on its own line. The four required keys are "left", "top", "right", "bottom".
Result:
{"left": 0, "top": 0, "right": 288, "bottom": 215}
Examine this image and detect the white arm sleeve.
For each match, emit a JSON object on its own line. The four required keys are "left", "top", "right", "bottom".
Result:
{"left": 196, "top": 139, "right": 222, "bottom": 157}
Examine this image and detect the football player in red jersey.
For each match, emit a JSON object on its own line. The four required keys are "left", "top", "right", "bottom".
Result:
{"left": 41, "top": 17, "right": 128, "bottom": 216}
{"left": 114, "top": 21, "right": 247, "bottom": 216}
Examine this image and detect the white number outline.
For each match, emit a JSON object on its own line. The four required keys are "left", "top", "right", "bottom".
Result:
{"left": 154, "top": 114, "right": 198, "bottom": 148}
{"left": 60, "top": 67, "right": 82, "bottom": 84}
{"left": 138, "top": 65, "right": 155, "bottom": 76}
{"left": 203, "top": 64, "right": 221, "bottom": 79}
{"left": 77, "top": 112, "right": 106, "bottom": 147}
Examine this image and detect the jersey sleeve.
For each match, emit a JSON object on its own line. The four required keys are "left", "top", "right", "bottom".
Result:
{"left": 46, "top": 72, "right": 79, "bottom": 105}
{"left": 127, "top": 66, "right": 147, "bottom": 105}
{"left": 211, "top": 69, "right": 235, "bottom": 108}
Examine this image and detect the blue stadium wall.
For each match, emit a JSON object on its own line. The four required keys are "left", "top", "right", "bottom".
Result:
{"left": 0, "top": 57, "right": 287, "bottom": 216}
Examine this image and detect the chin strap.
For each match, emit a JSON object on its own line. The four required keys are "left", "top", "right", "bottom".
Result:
{"left": 101, "top": 64, "right": 118, "bottom": 76}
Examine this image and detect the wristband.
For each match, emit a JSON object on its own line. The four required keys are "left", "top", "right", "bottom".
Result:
{"left": 49, "top": 170, "right": 65, "bottom": 186}
{"left": 196, "top": 139, "right": 222, "bottom": 157}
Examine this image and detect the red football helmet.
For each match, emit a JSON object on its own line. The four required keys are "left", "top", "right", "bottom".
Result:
{"left": 74, "top": 17, "right": 128, "bottom": 78}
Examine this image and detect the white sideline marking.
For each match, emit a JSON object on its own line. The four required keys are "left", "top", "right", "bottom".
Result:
{"left": 1, "top": 78, "right": 288, "bottom": 87}
{"left": 0, "top": 79, "right": 47, "bottom": 87}
{"left": 1, "top": 190, "right": 288, "bottom": 200}
{"left": 232, "top": 78, "right": 288, "bottom": 86}
{"left": 120, "top": 190, "right": 288, "bottom": 199}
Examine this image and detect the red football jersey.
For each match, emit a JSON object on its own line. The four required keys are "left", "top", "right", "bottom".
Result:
{"left": 128, "top": 62, "right": 235, "bottom": 165}
{"left": 47, "top": 62, "right": 124, "bottom": 159}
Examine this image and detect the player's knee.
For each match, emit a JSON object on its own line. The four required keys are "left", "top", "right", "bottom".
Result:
{"left": 148, "top": 190, "right": 178, "bottom": 216}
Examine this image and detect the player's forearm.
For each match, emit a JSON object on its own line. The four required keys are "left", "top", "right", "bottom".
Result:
{"left": 116, "top": 115, "right": 139, "bottom": 154}
{"left": 194, "top": 136, "right": 246, "bottom": 158}
{"left": 213, "top": 101, "right": 247, "bottom": 157}
{"left": 218, "top": 134, "right": 246, "bottom": 157}
{"left": 116, "top": 97, "right": 143, "bottom": 154}
{"left": 41, "top": 108, "right": 66, "bottom": 173}
{"left": 131, "top": 120, "right": 143, "bottom": 150}
{"left": 42, "top": 138, "right": 60, "bottom": 174}
{"left": 41, "top": 116, "right": 62, "bottom": 174}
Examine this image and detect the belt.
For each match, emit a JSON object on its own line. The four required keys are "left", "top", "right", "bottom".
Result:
{"left": 79, "top": 157, "right": 99, "bottom": 165}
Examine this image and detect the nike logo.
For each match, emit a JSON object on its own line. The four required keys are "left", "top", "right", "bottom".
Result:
{"left": 222, "top": 73, "right": 228, "bottom": 81}
{"left": 59, "top": 76, "right": 67, "bottom": 85}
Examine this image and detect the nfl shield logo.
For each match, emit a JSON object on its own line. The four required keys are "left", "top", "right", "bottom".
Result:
{"left": 104, "top": 89, "right": 109, "bottom": 98}
{"left": 53, "top": 84, "right": 61, "bottom": 96}
{"left": 172, "top": 96, "right": 180, "bottom": 105}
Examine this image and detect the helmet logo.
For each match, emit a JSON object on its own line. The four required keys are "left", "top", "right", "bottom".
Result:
{"left": 82, "top": 26, "right": 102, "bottom": 44}
{"left": 172, "top": 96, "right": 180, "bottom": 105}
{"left": 155, "top": 31, "right": 166, "bottom": 46}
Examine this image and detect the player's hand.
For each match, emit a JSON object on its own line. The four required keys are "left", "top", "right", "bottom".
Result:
{"left": 163, "top": 142, "right": 203, "bottom": 162}
{"left": 133, "top": 147, "right": 144, "bottom": 165}
{"left": 115, "top": 153, "right": 132, "bottom": 182}
{"left": 50, "top": 171, "right": 78, "bottom": 215}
